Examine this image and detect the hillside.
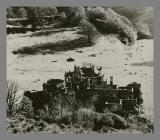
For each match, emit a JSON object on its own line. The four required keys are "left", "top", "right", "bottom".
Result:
{"left": 6, "top": 6, "right": 154, "bottom": 134}
{"left": 112, "top": 7, "right": 153, "bottom": 38}
{"left": 7, "top": 6, "right": 153, "bottom": 43}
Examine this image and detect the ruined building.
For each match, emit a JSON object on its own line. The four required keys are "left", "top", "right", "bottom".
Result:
{"left": 25, "top": 64, "right": 143, "bottom": 113}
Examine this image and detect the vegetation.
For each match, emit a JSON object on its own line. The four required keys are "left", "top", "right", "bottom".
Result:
{"left": 86, "top": 7, "right": 106, "bottom": 21}
{"left": 7, "top": 6, "right": 153, "bottom": 42}
{"left": 87, "top": 7, "right": 137, "bottom": 44}
{"left": 7, "top": 80, "right": 153, "bottom": 134}
{"left": 16, "top": 7, "right": 28, "bottom": 18}
{"left": 68, "top": 7, "right": 86, "bottom": 26}
{"left": 7, "top": 81, "right": 20, "bottom": 117}
{"left": 7, "top": 7, "right": 16, "bottom": 18}
{"left": 134, "top": 22, "right": 152, "bottom": 39}
{"left": 112, "top": 7, "right": 153, "bottom": 38}
{"left": 79, "top": 19, "right": 99, "bottom": 43}
{"left": 7, "top": 81, "right": 34, "bottom": 118}
{"left": 12, "top": 36, "right": 93, "bottom": 55}
{"left": 6, "top": 7, "right": 154, "bottom": 133}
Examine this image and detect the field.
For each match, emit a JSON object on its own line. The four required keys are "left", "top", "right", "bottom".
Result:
{"left": 7, "top": 28, "right": 154, "bottom": 120}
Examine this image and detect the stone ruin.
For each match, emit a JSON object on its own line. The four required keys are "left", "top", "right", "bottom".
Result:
{"left": 24, "top": 64, "right": 143, "bottom": 114}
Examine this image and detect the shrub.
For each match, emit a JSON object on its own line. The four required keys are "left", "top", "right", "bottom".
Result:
{"left": 40, "top": 7, "right": 57, "bottom": 17}
{"left": 67, "top": 57, "right": 75, "bottom": 62}
{"left": 68, "top": 7, "right": 86, "bottom": 26}
{"left": 7, "top": 81, "right": 20, "bottom": 117}
{"left": 59, "top": 12, "right": 67, "bottom": 22}
{"left": 110, "top": 113, "right": 128, "bottom": 129}
{"left": 127, "top": 114, "right": 154, "bottom": 133}
{"left": 7, "top": 80, "right": 35, "bottom": 118}
{"left": 135, "top": 22, "right": 152, "bottom": 39}
{"left": 79, "top": 19, "right": 99, "bottom": 43}
{"left": 35, "top": 93, "right": 74, "bottom": 124}
{"left": 87, "top": 7, "right": 106, "bottom": 21}
{"left": 94, "top": 113, "right": 114, "bottom": 131}
{"left": 7, "top": 7, "right": 16, "bottom": 18}
{"left": 58, "top": 112, "right": 73, "bottom": 125}
{"left": 26, "top": 7, "right": 42, "bottom": 29}
{"left": 19, "top": 96, "right": 34, "bottom": 118}
{"left": 87, "top": 7, "right": 137, "bottom": 44}
{"left": 16, "top": 7, "right": 28, "bottom": 18}
{"left": 94, "top": 112, "right": 128, "bottom": 130}
{"left": 7, "top": 114, "right": 51, "bottom": 133}
{"left": 13, "top": 36, "right": 93, "bottom": 55}
{"left": 35, "top": 109, "right": 57, "bottom": 124}
{"left": 112, "top": 7, "right": 153, "bottom": 35}
{"left": 75, "top": 108, "right": 96, "bottom": 128}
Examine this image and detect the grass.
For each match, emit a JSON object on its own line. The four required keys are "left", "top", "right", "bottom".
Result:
{"left": 127, "top": 114, "right": 154, "bottom": 133}
{"left": 6, "top": 80, "right": 154, "bottom": 134}
{"left": 7, "top": 102, "right": 154, "bottom": 133}
{"left": 12, "top": 36, "right": 94, "bottom": 55}
{"left": 75, "top": 108, "right": 95, "bottom": 128}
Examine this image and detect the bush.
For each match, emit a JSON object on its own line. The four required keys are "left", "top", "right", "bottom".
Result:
{"left": 135, "top": 22, "right": 152, "bottom": 39}
{"left": 75, "top": 108, "right": 96, "bottom": 128}
{"left": 112, "top": 7, "right": 153, "bottom": 35}
{"left": 7, "top": 81, "right": 20, "bottom": 117}
{"left": 94, "top": 112, "right": 128, "bottom": 130}
{"left": 40, "top": 7, "right": 57, "bottom": 17}
{"left": 59, "top": 12, "right": 67, "bottom": 22}
{"left": 67, "top": 57, "right": 75, "bottom": 62}
{"left": 16, "top": 7, "right": 28, "bottom": 18}
{"left": 87, "top": 7, "right": 106, "bottom": 21}
{"left": 58, "top": 112, "right": 73, "bottom": 125}
{"left": 19, "top": 96, "right": 34, "bottom": 118}
{"left": 127, "top": 114, "right": 154, "bottom": 133}
{"left": 13, "top": 36, "right": 93, "bottom": 55}
{"left": 26, "top": 7, "right": 42, "bottom": 29}
{"left": 87, "top": 7, "right": 137, "bottom": 44}
{"left": 111, "top": 113, "right": 128, "bottom": 129}
{"left": 79, "top": 19, "right": 99, "bottom": 43}
{"left": 94, "top": 113, "right": 114, "bottom": 130}
{"left": 35, "top": 93, "right": 76, "bottom": 124}
{"left": 68, "top": 7, "right": 86, "bottom": 26}
{"left": 7, "top": 7, "right": 16, "bottom": 18}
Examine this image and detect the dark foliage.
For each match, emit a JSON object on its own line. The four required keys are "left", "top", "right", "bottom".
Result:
{"left": 12, "top": 36, "right": 93, "bottom": 55}
{"left": 86, "top": 7, "right": 137, "bottom": 44}
{"left": 16, "top": 7, "right": 28, "bottom": 18}
{"left": 134, "top": 22, "right": 153, "bottom": 39}
{"left": 7, "top": 7, "right": 16, "bottom": 18}
{"left": 7, "top": 81, "right": 19, "bottom": 117}
{"left": 79, "top": 19, "right": 100, "bottom": 43}
{"left": 112, "top": 7, "right": 153, "bottom": 37}
{"left": 67, "top": 58, "right": 75, "bottom": 62}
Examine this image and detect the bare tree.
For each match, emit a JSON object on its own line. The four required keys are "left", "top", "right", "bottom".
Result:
{"left": 7, "top": 81, "right": 20, "bottom": 117}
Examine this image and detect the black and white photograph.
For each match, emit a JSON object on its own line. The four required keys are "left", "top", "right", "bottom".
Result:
{"left": 6, "top": 6, "right": 154, "bottom": 134}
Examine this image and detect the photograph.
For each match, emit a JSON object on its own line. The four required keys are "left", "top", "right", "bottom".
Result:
{"left": 6, "top": 6, "right": 154, "bottom": 134}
